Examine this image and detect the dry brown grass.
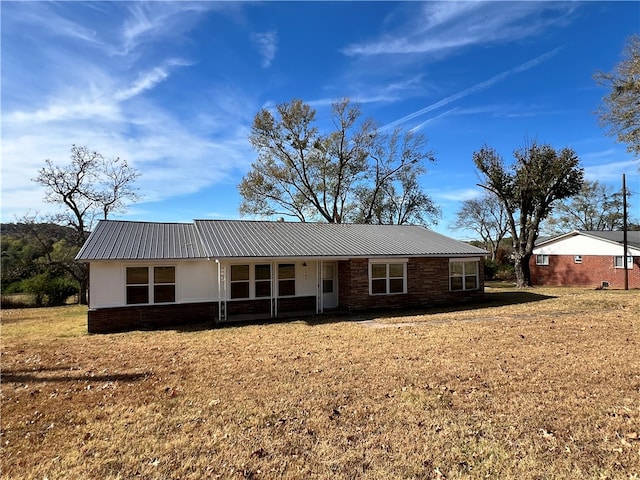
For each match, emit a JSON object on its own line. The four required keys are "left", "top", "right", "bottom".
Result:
{"left": 1, "top": 287, "right": 639, "bottom": 479}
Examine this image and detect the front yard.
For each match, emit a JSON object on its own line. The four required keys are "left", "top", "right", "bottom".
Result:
{"left": 1, "top": 287, "right": 639, "bottom": 479}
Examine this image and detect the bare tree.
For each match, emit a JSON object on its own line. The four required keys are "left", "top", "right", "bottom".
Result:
{"left": 595, "top": 34, "right": 640, "bottom": 161}
{"left": 473, "top": 141, "right": 584, "bottom": 288}
{"left": 543, "top": 180, "right": 633, "bottom": 234}
{"left": 34, "top": 145, "right": 141, "bottom": 303}
{"left": 239, "top": 98, "right": 438, "bottom": 225}
{"left": 452, "top": 193, "right": 509, "bottom": 261}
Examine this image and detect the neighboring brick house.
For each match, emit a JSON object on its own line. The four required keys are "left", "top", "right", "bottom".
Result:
{"left": 76, "top": 220, "right": 487, "bottom": 333}
{"left": 530, "top": 230, "right": 640, "bottom": 289}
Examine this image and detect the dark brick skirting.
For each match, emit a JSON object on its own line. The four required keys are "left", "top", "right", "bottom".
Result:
{"left": 88, "top": 302, "right": 217, "bottom": 334}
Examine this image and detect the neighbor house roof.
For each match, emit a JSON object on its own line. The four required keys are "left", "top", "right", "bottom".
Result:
{"left": 76, "top": 219, "right": 486, "bottom": 261}
{"left": 535, "top": 230, "right": 640, "bottom": 250}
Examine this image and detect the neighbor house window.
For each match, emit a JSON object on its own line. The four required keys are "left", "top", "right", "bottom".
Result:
{"left": 369, "top": 261, "right": 407, "bottom": 295}
{"left": 536, "top": 255, "right": 549, "bottom": 266}
{"left": 614, "top": 256, "right": 633, "bottom": 269}
{"left": 126, "top": 267, "right": 149, "bottom": 304}
{"left": 574, "top": 255, "right": 582, "bottom": 264}
{"left": 450, "top": 260, "right": 479, "bottom": 291}
{"left": 154, "top": 267, "right": 175, "bottom": 303}
{"left": 255, "top": 264, "right": 272, "bottom": 298}
{"left": 278, "top": 263, "right": 296, "bottom": 297}
{"left": 230, "top": 265, "right": 250, "bottom": 299}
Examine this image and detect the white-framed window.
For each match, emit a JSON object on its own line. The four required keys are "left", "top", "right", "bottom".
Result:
{"left": 614, "top": 256, "right": 633, "bottom": 269}
{"left": 255, "top": 264, "right": 272, "bottom": 298}
{"left": 126, "top": 266, "right": 176, "bottom": 304}
{"left": 574, "top": 255, "right": 582, "bottom": 264}
{"left": 449, "top": 259, "right": 480, "bottom": 291}
{"left": 230, "top": 264, "right": 250, "bottom": 299}
{"left": 369, "top": 260, "right": 407, "bottom": 295}
{"left": 536, "top": 254, "right": 549, "bottom": 266}
{"left": 229, "top": 263, "right": 273, "bottom": 299}
{"left": 278, "top": 263, "right": 296, "bottom": 297}
{"left": 153, "top": 266, "right": 176, "bottom": 303}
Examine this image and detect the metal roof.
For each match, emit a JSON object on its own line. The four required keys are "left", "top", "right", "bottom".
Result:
{"left": 536, "top": 230, "right": 640, "bottom": 249}
{"left": 75, "top": 220, "right": 207, "bottom": 260}
{"left": 76, "top": 219, "right": 487, "bottom": 261}
{"left": 194, "top": 220, "right": 486, "bottom": 258}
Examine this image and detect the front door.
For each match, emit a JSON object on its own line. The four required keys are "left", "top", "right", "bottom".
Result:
{"left": 322, "top": 262, "right": 338, "bottom": 309}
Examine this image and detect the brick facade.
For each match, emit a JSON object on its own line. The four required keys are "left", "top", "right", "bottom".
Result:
{"left": 338, "top": 257, "right": 484, "bottom": 312}
{"left": 530, "top": 255, "right": 640, "bottom": 289}
{"left": 88, "top": 302, "right": 217, "bottom": 334}
{"left": 88, "top": 258, "right": 484, "bottom": 333}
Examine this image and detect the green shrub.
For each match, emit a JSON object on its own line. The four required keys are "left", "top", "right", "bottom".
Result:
{"left": 19, "top": 273, "right": 78, "bottom": 307}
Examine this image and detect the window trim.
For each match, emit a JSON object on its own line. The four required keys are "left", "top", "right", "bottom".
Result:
{"left": 153, "top": 266, "right": 176, "bottom": 304}
{"left": 536, "top": 254, "right": 549, "bottom": 266}
{"left": 614, "top": 256, "right": 633, "bottom": 269}
{"left": 125, "top": 265, "right": 176, "bottom": 305}
{"left": 277, "top": 263, "right": 296, "bottom": 297}
{"left": 368, "top": 259, "right": 408, "bottom": 296}
{"left": 228, "top": 262, "right": 278, "bottom": 300}
{"left": 229, "top": 264, "right": 251, "bottom": 300}
{"left": 449, "top": 258, "right": 480, "bottom": 292}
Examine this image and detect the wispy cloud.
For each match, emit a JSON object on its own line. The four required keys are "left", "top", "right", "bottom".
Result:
{"left": 380, "top": 49, "right": 560, "bottom": 131}
{"left": 343, "top": 1, "right": 578, "bottom": 57}
{"left": 251, "top": 31, "right": 278, "bottom": 68}
{"left": 0, "top": 1, "right": 254, "bottom": 221}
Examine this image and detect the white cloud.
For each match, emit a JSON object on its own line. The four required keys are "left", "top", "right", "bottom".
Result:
{"left": 342, "top": 2, "right": 578, "bottom": 57}
{"left": 251, "top": 31, "right": 278, "bottom": 68}
{"left": 380, "top": 49, "right": 560, "bottom": 131}
{"left": 0, "top": 2, "right": 256, "bottom": 222}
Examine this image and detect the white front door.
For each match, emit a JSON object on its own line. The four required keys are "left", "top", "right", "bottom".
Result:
{"left": 322, "top": 262, "right": 338, "bottom": 309}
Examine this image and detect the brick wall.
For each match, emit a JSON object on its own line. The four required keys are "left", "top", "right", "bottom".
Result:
{"left": 530, "top": 255, "right": 640, "bottom": 289}
{"left": 88, "top": 302, "right": 217, "bottom": 334}
{"left": 338, "top": 257, "right": 484, "bottom": 312}
{"left": 88, "top": 257, "right": 485, "bottom": 333}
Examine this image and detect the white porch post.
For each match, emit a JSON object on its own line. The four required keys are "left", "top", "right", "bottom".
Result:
{"left": 216, "top": 260, "right": 226, "bottom": 321}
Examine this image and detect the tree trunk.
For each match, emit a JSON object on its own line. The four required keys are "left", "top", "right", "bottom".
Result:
{"left": 514, "top": 253, "right": 533, "bottom": 288}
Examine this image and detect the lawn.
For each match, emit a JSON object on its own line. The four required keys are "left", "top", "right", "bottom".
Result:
{"left": 1, "top": 287, "right": 639, "bottom": 479}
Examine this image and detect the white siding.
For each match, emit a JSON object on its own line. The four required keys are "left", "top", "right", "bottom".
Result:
{"left": 534, "top": 234, "right": 640, "bottom": 256}
{"left": 88, "top": 259, "right": 218, "bottom": 309}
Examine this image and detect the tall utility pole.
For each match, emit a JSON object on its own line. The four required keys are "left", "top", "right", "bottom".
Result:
{"left": 623, "top": 174, "right": 629, "bottom": 291}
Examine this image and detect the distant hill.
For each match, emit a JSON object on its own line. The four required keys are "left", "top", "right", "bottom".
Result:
{"left": 1, "top": 222, "right": 80, "bottom": 243}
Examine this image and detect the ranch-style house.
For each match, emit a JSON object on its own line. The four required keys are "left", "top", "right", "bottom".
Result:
{"left": 530, "top": 230, "right": 640, "bottom": 289}
{"left": 76, "top": 219, "right": 487, "bottom": 333}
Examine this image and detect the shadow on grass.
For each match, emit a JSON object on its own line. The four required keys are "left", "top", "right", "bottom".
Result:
{"left": 2, "top": 370, "right": 151, "bottom": 384}
{"left": 168, "top": 290, "right": 556, "bottom": 331}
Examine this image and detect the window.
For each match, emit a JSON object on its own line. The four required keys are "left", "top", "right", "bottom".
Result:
{"left": 126, "top": 267, "right": 149, "bottom": 304}
{"left": 450, "top": 260, "right": 480, "bottom": 291}
{"left": 369, "top": 261, "right": 407, "bottom": 295}
{"left": 126, "top": 266, "right": 175, "bottom": 304}
{"left": 322, "top": 264, "right": 334, "bottom": 294}
{"left": 230, "top": 265, "right": 250, "bottom": 299}
{"left": 154, "top": 267, "right": 175, "bottom": 303}
{"left": 574, "top": 255, "right": 582, "bottom": 264}
{"left": 614, "top": 256, "right": 633, "bottom": 269}
{"left": 536, "top": 254, "right": 549, "bottom": 266}
{"left": 278, "top": 264, "right": 296, "bottom": 297}
{"left": 255, "top": 264, "right": 271, "bottom": 297}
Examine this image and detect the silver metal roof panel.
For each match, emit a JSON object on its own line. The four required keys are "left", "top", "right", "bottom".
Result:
{"left": 75, "top": 220, "right": 207, "bottom": 260}
{"left": 194, "top": 220, "right": 487, "bottom": 258}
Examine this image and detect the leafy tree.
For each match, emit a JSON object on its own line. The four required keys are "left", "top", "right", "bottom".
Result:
{"left": 239, "top": 98, "right": 438, "bottom": 225}
{"left": 595, "top": 34, "right": 640, "bottom": 159}
{"left": 542, "top": 180, "right": 634, "bottom": 234}
{"left": 473, "top": 142, "right": 584, "bottom": 288}
{"left": 33, "top": 145, "right": 140, "bottom": 304}
{"left": 451, "top": 193, "right": 509, "bottom": 261}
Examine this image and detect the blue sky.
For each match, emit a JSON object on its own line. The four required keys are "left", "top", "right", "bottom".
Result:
{"left": 2, "top": 1, "right": 639, "bottom": 239}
